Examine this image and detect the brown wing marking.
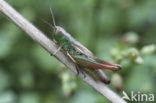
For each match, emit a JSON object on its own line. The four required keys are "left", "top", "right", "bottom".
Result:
{"left": 73, "top": 55, "right": 121, "bottom": 72}
{"left": 94, "top": 57, "right": 122, "bottom": 70}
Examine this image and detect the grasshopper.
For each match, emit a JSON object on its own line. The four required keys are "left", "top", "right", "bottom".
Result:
{"left": 48, "top": 8, "right": 122, "bottom": 84}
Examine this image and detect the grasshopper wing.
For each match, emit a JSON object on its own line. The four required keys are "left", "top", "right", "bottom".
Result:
{"left": 94, "top": 57, "right": 122, "bottom": 70}
{"left": 72, "top": 55, "right": 121, "bottom": 72}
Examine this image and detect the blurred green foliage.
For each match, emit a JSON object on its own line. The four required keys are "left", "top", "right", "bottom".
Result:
{"left": 0, "top": 0, "right": 156, "bottom": 103}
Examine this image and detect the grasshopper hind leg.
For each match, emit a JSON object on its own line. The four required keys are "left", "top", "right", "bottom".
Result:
{"left": 75, "top": 65, "right": 86, "bottom": 78}
{"left": 94, "top": 69, "right": 110, "bottom": 84}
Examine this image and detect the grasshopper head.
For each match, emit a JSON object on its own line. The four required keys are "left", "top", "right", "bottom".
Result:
{"left": 49, "top": 8, "right": 66, "bottom": 35}
{"left": 55, "top": 26, "right": 66, "bottom": 35}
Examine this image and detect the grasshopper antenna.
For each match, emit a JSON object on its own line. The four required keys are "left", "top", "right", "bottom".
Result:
{"left": 50, "top": 8, "right": 56, "bottom": 28}
{"left": 39, "top": 17, "right": 53, "bottom": 28}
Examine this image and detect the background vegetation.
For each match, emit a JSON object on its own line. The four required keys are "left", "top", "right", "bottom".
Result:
{"left": 0, "top": 0, "right": 156, "bottom": 103}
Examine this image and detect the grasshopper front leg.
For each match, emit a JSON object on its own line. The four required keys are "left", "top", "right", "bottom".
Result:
{"left": 52, "top": 46, "right": 62, "bottom": 56}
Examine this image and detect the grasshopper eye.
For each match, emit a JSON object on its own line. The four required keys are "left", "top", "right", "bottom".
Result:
{"left": 56, "top": 29, "right": 61, "bottom": 34}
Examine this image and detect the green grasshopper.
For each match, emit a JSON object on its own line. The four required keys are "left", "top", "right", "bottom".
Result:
{"left": 49, "top": 8, "right": 122, "bottom": 84}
